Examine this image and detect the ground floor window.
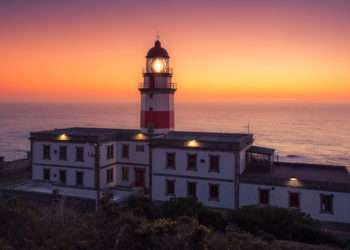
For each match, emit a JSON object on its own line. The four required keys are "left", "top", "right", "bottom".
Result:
{"left": 166, "top": 179, "right": 175, "bottom": 196}
{"left": 122, "top": 167, "right": 129, "bottom": 181}
{"left": 259, "top": 189, "right": 270, "bottom": 205}
{"left": 289, "top": 192, "right": 300, "bottom": 208}
{"left": 106, "top": 168, "right": 114, "bottom": 183}
{"left": 320, "top": 194, "right": 333, "bottom": 214}
{"left": 209, "top": 183, "right": 220, "bottom": 201}
{"left": 59, "top": 170, "right": 67, "bottom": 184}
{"left": 43, "top": 168, "right": 50, "bottom": 181}
{"left": 76, "top": 171, "right": 84, "bottom": 186}
{"left": 187, "top": 181, "right": 197, "bottom": 198}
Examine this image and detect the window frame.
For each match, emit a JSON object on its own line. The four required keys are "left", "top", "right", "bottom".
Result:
{"left": 187, "top": 153, "right": 197, "bottom": 171}
{"left": 187, "top": 181, "right": 197, "bottom": 198}
{"left": 59, "top": 169, "right": 67, "bottom": 184}
{"left": 258, "top": 188, "right": 270, "bottom": 205}
{"left": 106, "top": 168, "right": 114, "bottom": 184}
{"left": 43, "top": 168, "right": 50, "bottom": 181}
{"left": 122, "top": 144, "right": 129, "bottom": 159}
{"left": 166, "top": 152, "right": 176, "bottom": 169}
{"left": 166, "top": 179, "right": 175, "bottom": 196}
{"left": 76, "top": 171, "right": 84, "bottom": 186}
{"left": 43, "top": 145, "right": 51, "bottom": 160}
{"left": 136, "top": 145, "right": 145, "bottom": 152}
{"left": 106, "top": 144, "right": 114, "bottom": 160}
{"left": 209, "top": 155, "right": 220, "bottom": 173}
{"left": 121, "top": 167, "right": 129, "bottom": 181}
{"left": 320, "top": 194, "right": 334, "bottom": 214}
{"left": 209, "top": 183, "right": 220, "bottom": 201}
{"left": 288, "top": 191, "right": 300, "bottom": 209}
{"left": 59, "top": 146, "right": 67, "bottom": 161}
{"left": 75, "top": 146, "right": 84, "bottom": 162}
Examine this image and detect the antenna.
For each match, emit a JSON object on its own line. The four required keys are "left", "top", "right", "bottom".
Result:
{"left": 244, "top": 123, "right": 250, "bottom": 133}
{"left": 156, "top": 31, "right": 160, "bottom": 41}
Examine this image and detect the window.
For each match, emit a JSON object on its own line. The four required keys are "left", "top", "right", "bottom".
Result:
{"left": 209, "top": 155, "right": 220, "bottom": 172}
{"left": 106, "top": 168, "right": 114, "bottom": 183}
{"left": 166, "top": 179, "right": 175, "bottom": 196}
{"left": 320, "top": 194, "right": 333, "bottom": 214}
{"left": 136, "top": 145, "right": 144, "bottom": 152}
{"left": 59, "top": 146, "right": 67, "bottom": 160}
{"left": 59, "top": 170, "right": 67, "bottom": 184}
{"left": 106, "top": 144, "right": 114, "bottom": 160}
{"left": 187, "top": 182, "right": 197, "bottom": 198}
{"left": 166, "top": 153, "right": 176, "bottom": 169}
{"left": 76, "top": 147, "right": 84, "bottom": 162}
{"left": 187, "top": 154, "right": 197, "bottom": 170}
{"left": 43, "top": 145, "right": 51, "bottom": 160}
{"left": 259, "top": 189, "right": 270, "bottom": 205}
{"left": 209, "top": 184, "right": 220, "bottom": 201}
{"left": 122, "top": 167, "right": 129, "bottom": 181}
{"left": 289, "top": 192, "right": 300, "bottom": 208}
{"left": 43, "top": 168, "right": 50, "bottom": 181}
{"left": 76, "top": 171, "right": 84, "bottom": 186}
{"left": 122, "top": 144, "right": 129, "bottom": 158}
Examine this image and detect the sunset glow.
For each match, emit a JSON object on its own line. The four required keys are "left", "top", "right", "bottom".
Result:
{"left": 1, "top": 0, "right": 349, "bottom": 103}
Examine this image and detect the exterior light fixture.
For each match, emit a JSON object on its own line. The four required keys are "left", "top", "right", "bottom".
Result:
{"left": 135, "top": 132, "right": 146, "bottom": 140}
{"left": 289, "top": 177, "right": 298, "bottom": 181}
{"left": 186, "top": 139, "right": 200, "bottom": 147}
{"left": 57, "top": 133, "right": 70, "bottom": 141}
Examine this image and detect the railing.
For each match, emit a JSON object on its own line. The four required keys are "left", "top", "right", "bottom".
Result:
{"left": 138, "top": 82, "right": 177, "bottom": 90}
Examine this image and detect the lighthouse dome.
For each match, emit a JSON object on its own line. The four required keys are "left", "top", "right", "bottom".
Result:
{"left": 146, "top": 40, "right": 169, "bottom": 58}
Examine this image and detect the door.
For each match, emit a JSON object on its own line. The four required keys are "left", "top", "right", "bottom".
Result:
{"left": 135, "top": 168, "right": 145, "bottom": 188}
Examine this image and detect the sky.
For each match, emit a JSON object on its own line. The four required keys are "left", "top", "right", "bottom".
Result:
{"left": 0, "top": 0, "right": 349, "bottom": 103}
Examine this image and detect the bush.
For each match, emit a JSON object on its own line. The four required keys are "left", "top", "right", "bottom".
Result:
{"left": 228, "top": 206, "right": 338, "bottom": 245}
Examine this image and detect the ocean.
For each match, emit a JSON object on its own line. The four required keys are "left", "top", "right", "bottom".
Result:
{"left": 0, "top": 102, "right": 349, "bottom": 166}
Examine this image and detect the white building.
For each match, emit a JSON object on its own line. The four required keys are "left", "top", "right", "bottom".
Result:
{"left": 28, "top": 40, "right": 350, "bottom": 224}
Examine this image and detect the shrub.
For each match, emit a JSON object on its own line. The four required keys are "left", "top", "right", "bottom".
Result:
{"left": 228, "top": 206, "right": 338, "bottom": 245}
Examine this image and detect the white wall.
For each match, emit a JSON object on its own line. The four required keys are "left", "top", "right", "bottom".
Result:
{"left": 116, "top": 165, "right": 149, "bottom": 188}
{"left": 99, "top": 142, "right": 118, "bottom": 167}
{"left": 32, "top": 141, "right": 95, "bottom": 168}
{"left": 152, "top": 148, "right": 236, "bottom": 180}
{"left": 151, "top": 148, "right": 237, "bottom": 208}
{"left": 152, "top": 176, "right": 235, "bottom": 209}
{"left": 32, "top": 141, "right": 96, "bottom": 188}
{"left": 240, "top": 183, "right": 350, "bottom": 224}
{"left": 32, "top": 164, "right": 95, "bottom": 188}
{"left": 116, "top": 141, "right": 149, "bottom": 165}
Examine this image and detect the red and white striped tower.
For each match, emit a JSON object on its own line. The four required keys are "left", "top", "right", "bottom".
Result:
{"left": 139, "top": 40, "right": 176, "bottom": 134}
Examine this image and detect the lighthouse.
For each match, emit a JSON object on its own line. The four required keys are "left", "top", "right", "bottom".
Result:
{"left": 139, "top": 40, "right": 176, "bottom": 134}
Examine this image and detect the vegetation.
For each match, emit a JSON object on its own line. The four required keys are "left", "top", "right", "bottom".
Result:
{"left": 0, "top": 195, "right": 347, "bottom": 250}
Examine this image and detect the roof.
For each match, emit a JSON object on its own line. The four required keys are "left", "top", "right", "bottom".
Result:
{"left": 146, "top": 40, "right": 169, "bottom": 58}
{"left": 247, "top": 146, "right": 275, "bottom": 155}
{"left": 151, "top": 130, "right": 254, "bottom": 151}
{"left": 241, "top": 161, "right": 350, "bottom": 193}
{"left": 30, "top": 127, "right": 254, "bottom": 151}
{"left": 30, "top": 127, "right": 142, "bottom": 143}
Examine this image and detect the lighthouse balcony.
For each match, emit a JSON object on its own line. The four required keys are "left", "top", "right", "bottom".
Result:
{"left": 138, "top": 82, "right": 177, "bottom": 91}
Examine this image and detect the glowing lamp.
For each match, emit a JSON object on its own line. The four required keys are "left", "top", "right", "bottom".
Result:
{"left": 57, "top": 133, "right": 70, "bottom": 141}
{"left": 134, "top": 132, "right": 146, "bottom": 140}
{"left": 152, "top": 58, "right": 164, "bottom": 73}
{"left": 289, "top": 177, "right": 298, "bottom": 181}
{"left": 186, "top": 139, "right": 200, "bottom": 147}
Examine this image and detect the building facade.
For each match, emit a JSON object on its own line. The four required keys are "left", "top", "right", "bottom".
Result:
{"left": 28, "top": 40, "right": 350, "bottom": 224}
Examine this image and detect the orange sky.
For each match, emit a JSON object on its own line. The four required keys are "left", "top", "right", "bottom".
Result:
{"left": 0, "top": 1, "right": 349, "bottom": 103}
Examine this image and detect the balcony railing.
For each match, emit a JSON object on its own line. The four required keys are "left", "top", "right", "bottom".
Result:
{"left": 138, "top": 82, "right": 177, "bottom": 90}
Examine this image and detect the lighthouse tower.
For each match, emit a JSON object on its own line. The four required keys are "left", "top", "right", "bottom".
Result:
{"left": 139, "top": 40, "right": 176, "bottom": 134}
